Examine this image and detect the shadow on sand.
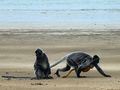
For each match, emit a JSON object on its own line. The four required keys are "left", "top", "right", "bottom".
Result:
{"left": 1, "top": 75, "right": 35, "bottom": 80}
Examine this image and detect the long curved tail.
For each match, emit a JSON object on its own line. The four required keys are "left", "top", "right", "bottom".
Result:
{"left": 50, "top": 56, "right": 67, "bottom": 68}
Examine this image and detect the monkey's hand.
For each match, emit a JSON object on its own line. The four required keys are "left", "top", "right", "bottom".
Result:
{"left": 105, "top": 75, "right": 111, "bottom": 77}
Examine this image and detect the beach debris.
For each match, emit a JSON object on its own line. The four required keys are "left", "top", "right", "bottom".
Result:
{"left": 31, "top": 82, "right": 43, "bottom": 85}
{"left": 5, "top": 72, "right": 9, "bottom": 75}
{"left": 1, "top": 75, "right": 33, "bottom": 80}
{"left": 31, "top": 82, "right": 48, "bottom": 86}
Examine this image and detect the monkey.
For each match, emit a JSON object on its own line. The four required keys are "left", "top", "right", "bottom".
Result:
{"left": 50, "top": 52, "right": 111, "bottom": 78}
{"left": 34, "top": 48, "right": 52, "bottom": 79}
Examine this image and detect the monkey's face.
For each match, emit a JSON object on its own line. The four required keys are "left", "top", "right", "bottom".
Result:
{"left": 93, "top": 55, "right": 100, "bottom": 64}
{"left": 35, "top": 49, "right": 43, "bottom": 57}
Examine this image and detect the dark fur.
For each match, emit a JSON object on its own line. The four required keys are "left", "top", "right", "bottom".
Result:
{"left": 55, "top": 53, "right": 111, "bottom": 78}
{"left": 34, "top": 49, "right": 52, "bottom": 79}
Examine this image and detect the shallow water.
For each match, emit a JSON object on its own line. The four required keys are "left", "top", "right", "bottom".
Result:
{"left": 0, "top": 29, "right": 119, "bottom": 36}
{"left": 0, "top": 0, "right": 120, "bottom": 29}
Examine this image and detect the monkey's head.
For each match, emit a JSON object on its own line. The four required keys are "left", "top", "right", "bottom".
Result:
{"left": 35, "top": 48, "right": 43, "bottom": 57}
{"left": 92, "top": 55, "right": 100, "bottom": 64}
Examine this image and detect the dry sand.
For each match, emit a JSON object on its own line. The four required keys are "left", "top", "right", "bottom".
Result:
{"left": 0, "top": 29, "right": 120, "bottom": 90}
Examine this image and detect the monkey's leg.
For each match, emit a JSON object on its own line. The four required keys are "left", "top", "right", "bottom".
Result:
{"left": 35, "top": 69, "right": 45, "bottom": 79}
{"left": 55, "top": 64, "right": 71, "bottom": 77}
{"left": 35, "top": 69, "right": 40, "bottom": 79}
{"left": 94, "top": 64, "right": 111, "bottom": 77}
{"left": 62, "top": 69, "right": 75, "bottom": 78}
{"left": 67, "top": 59, "right": 82, "bottom": 78}
{"left": 44, "top": 68, "right": 53, "bottom": 79}
{"left": 75, "top": 67, "right": 82, "bottom": 78}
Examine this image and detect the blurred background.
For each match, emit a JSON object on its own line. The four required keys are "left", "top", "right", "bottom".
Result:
{"left": 0, "top": 0, "right": 120, "bottom": 29}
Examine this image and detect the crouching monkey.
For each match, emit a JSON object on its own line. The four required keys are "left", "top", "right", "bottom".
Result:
{"left": 50, "top": 52, "right": 111, "bottom": 78}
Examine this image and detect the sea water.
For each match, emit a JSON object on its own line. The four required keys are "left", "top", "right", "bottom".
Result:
{"left": 0, "top": 0, "right": 120, "bottom": 29}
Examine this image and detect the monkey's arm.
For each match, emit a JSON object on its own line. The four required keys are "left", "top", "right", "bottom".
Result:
{"left": 94, "top": 64, "right": 111, "bottom": 77}
{"left": 34, "top": 64, "right": 46, "bottom": 71}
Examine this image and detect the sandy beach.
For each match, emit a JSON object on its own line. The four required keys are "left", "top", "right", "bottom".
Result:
{"left": 0, "top": 29, "right": 120, "bottom": 90}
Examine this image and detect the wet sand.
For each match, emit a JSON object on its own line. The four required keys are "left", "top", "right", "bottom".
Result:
{"left": 0, "top": 29, "right": 120, "bottom": 90}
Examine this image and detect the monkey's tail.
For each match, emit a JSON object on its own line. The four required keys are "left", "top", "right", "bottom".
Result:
{"left": 50, "top": 55, "right": 68, "bottom": 68}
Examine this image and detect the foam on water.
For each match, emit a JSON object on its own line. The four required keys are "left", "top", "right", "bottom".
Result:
{"left": 0, "top": 29, "right": 119, "bottom": 36}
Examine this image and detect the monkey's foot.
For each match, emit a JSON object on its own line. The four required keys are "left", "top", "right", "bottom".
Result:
{"left": 62, "top": 76, "right": 67, "bottom": 78}
{"left": 44, "top": 76, "right": 53, "bottom": 79}
{"left": 31, "top": 77, "right": 37, "bottom": 80}
{"left": 77, "top": 76, "right": 86, "bottom": 78}
{"left": 54, "top": 71, "right": 60, "bottom": 77}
